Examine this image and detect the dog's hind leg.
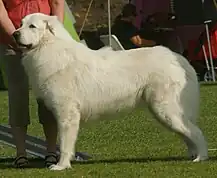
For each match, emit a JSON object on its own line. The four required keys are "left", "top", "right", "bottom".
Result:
{"left": 49, "top": 103, "right": 81, "bottom": 171}
{"left": 149, "top": 100, "right": 208, "bottom": 162}
{"left": 183, "top": 136, "right": 197, "bottom": 160}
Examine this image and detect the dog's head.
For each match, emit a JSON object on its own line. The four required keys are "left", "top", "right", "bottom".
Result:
{"left": 13, "top": 13, "right": 66, "bottom": 50}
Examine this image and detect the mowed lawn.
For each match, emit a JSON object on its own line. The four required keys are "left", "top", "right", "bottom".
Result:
{"left": 1, "top": 85, "right": 217, "bottom": 178}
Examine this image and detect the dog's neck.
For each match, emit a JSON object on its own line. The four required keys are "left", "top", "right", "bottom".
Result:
{"left": 21, "top": 32, "right": 100, "bottom": 94}
{"left": 22, "top": 37, "right": 71, "bottom": 88}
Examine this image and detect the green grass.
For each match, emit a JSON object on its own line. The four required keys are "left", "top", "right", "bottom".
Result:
{"left": 1, "top": 85, "right": 217, "bottom": 177}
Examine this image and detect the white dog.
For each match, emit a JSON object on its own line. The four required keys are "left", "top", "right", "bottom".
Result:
{"left": 13, "top": 13, "right": 208, "bottom": 171}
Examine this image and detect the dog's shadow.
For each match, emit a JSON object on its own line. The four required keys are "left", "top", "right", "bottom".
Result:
{"left": 1, "top": 156, "right": 217, "bottom": 169}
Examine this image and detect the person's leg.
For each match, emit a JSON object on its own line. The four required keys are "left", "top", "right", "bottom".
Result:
{"left": 37, "top": 99, "right": 58, "bottom": 167}
{"left": 0, "top": 46, "right": 30, "bottom": 166}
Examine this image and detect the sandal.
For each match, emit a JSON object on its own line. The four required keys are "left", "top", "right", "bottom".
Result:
{"left": 44, "top": 152, "right": 58, "bottom": 168}
{"left": 13, "top": 156, "right": 29, "bottom": 168}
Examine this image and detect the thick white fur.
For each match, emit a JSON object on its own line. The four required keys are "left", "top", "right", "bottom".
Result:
{"left": 16, "top": 13, "right": 208, "bottom": 171}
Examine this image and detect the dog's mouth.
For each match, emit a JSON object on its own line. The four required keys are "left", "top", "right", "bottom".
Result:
{"left": 17, "top": 42, "right": 33, "bottom": 49}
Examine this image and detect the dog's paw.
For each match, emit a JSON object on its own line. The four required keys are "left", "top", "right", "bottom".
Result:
{"left": 49, "top": 164, "right": 71, "bottom": 171}
{"left": 188, "top": 150, "right": 197, "bottom": 160}
{"left": 193, "top": 156, "right": 208, "bottom": 162}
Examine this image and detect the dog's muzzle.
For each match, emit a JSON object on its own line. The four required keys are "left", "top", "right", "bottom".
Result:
{"left": 12, "top": 31, "right": 33, "bottom": 49}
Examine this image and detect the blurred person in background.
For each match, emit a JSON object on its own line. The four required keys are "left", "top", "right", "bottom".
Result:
{"left": 112, "top": 3, "right": 156, "bottom": 49}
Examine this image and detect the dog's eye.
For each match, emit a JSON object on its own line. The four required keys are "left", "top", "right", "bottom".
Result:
{"left": 29, "top": 24, "right": 36, "bottom": 28}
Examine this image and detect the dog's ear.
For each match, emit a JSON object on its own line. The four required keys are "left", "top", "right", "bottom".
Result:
{"left": 43, "top": 16, "right": 59, "bottom": 35}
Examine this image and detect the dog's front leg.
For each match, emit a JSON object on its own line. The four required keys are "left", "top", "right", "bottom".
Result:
{"left": 49, "top": 104, "right": 80, "bottom": 171}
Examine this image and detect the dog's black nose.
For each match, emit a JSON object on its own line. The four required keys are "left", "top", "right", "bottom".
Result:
{"left": 12, "top": 31, "right": 20, "bottom": 40}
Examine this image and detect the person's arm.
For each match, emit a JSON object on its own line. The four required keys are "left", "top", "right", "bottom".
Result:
{"left": 130, "top": 35, "right": 156, "bottom": 47}
{"left": 141, "top": 38, "right": 156, "bottom": 47}
{"left": 0, "top": 0, "right": 17, "bottom": 46}
{"left": 49, "top": 0, "right": 65, "bottom": 23}
{"left": 128, "top": 25, "right": 156, "bottom": 47}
